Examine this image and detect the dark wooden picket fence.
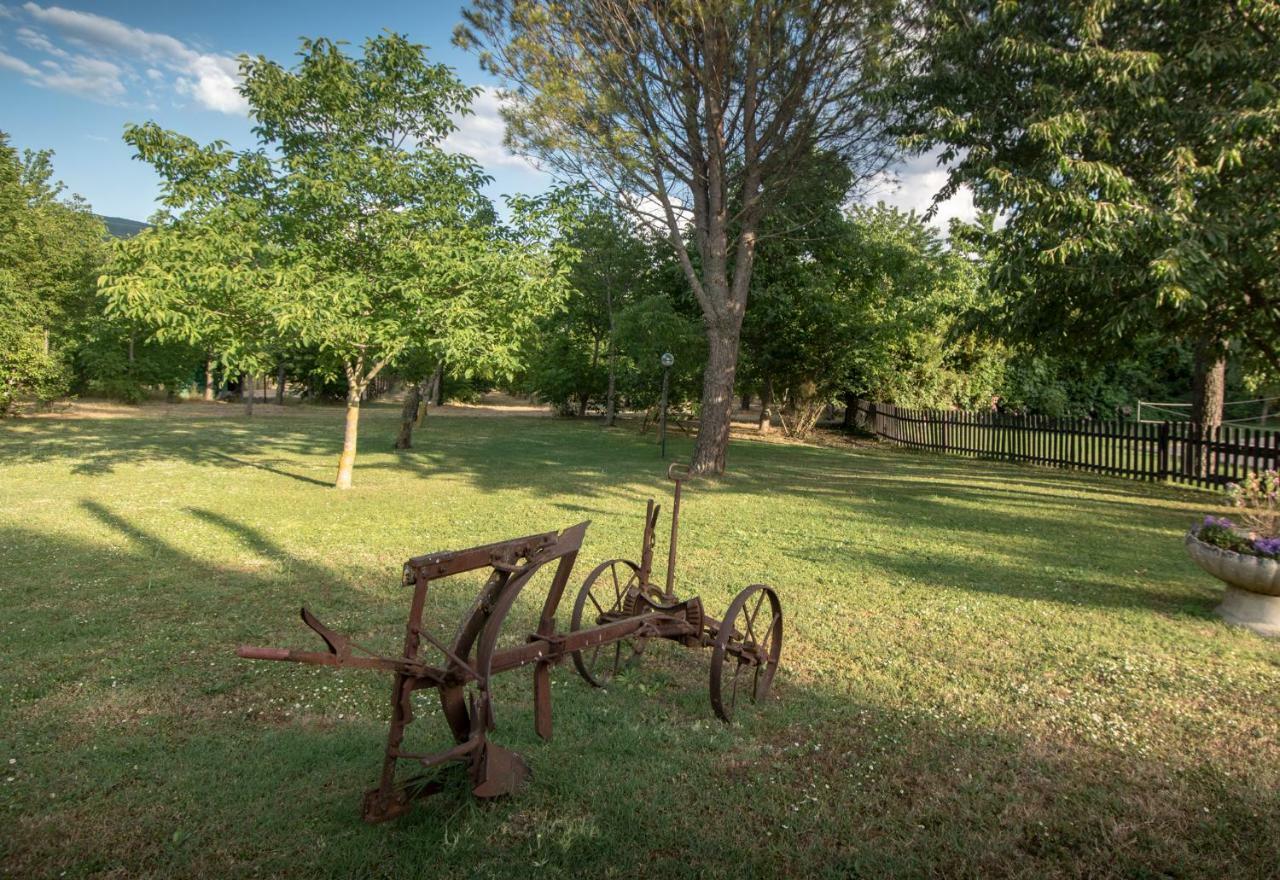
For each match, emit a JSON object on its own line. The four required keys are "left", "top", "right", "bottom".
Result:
{"left": 854, "top": 400, "right": 1279, "bottom": 490}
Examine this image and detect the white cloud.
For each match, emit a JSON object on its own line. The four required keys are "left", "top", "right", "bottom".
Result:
{"left": 0, "top": 48, "right": 37, "bottom": 75}
{"left": 174, "top": 54, "right": 243, "bottom": 114}
{"left": 443, "top": 86, "right": 541, "bottom": 173}
{"left": 16, "top": 24, "right": 65, "bottom": 57}
{"left": 1, "top": 3, "right": 246, "bottom": 113}
{"left": 40, "top": 54, "right": 124, "bottom": 102}
{"left": 867, "top": 150, "right": 978, "bottom": 231}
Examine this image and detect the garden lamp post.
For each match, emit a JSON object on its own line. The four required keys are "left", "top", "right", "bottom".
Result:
{"left": 659, "top": 352, "right": 674, "bottom": 458}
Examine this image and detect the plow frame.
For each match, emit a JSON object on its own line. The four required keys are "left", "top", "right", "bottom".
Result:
{"left": 236, "top": 467, "right": 781, "bottom": 821}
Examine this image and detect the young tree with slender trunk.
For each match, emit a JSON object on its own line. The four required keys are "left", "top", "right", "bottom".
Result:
{"left": 457, "top": 0, "right": 898, "bottom": 474}
{"left": 103, "top": 34, "right": 570, "bottom": 488}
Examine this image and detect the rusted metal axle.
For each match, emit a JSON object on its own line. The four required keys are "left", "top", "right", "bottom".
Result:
{"left": 236, "top": 466, "right": 783, "bottom": 821}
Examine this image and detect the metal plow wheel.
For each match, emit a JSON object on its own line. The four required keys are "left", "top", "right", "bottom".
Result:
{"left": 236, "top": 463, "right": 784, "bottom": 819}
{"left": 570, "top": 558, "right": 659, "bottom": 687}
{"left": 710, "top": 584, "right": 783, "bottom": 722}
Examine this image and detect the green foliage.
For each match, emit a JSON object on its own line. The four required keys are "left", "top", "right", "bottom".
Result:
{"left": 521, "top": 197, "right": 662, "bottom": 414}
{"left": 74, "top": 318, "right": 202, "bottom": 403}
{"left": 741, "top": 184, "right": 1001, "bottom": 416}
{"left": 0, "top": 132, "right": 107, "bottom": 413}
{"left": 457, "top": 0, "right": 901, "bottom": 472}
{"left": 0, "top": 325, "right": 71, "bottom": 413}
{"left": 100, "top": 33, "right": 572, "bottom": 485}
{"left": 895, "top": 0, "right": 1280, "bottom": 368}
{"left": 103, "top": 34, "right": 571, "bottom": 393}
{"left": 998, "top": 344, "right": 1192, "bottom": 419}
{"left": 612, "top": 293, "right": 705, "bottom": 410}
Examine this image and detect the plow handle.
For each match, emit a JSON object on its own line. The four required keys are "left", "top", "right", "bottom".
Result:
{"left": 237, "top": 646, "right": 292, "bottom": 661}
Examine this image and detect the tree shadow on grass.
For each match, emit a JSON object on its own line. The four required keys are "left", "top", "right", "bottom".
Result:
{"left": 3, "top": 510, "right": 1276, "bottom": 880}
{"left": 206, "top": 451, "right": 332, "bottom": 487}
{"left": 0, "top": 415, "right": 343, "bottom": 478}
{"left": 2, "top": 415, "right": 1224, "bottom": 624}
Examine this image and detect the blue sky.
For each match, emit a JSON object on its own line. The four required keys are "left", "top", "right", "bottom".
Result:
{"left": 0, "top": 1, "right": 972, "bottom": 225}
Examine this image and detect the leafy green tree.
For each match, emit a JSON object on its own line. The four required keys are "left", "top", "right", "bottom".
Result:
{"left": 0, "top": 134, "right": 106, "bottom": 414}
{"left": 103, "top": 35, "right": 569, "bottom": 488}
{"left": 523, "top": 197, "right": 656, "bottom": 420}
{"left": 612, "top": 291, "right": 706, "bottom": 416}
{"left": 895, "top": 0, "right": 1280, "bottom": 426}
{"left": 738, "top": 165, "right": 998, "bottom": 436}
{"left": 457, "top": 0, "right": 899, "bottom": 474}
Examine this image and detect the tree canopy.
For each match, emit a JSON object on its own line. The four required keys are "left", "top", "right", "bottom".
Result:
{"left": 101, "top": 33, "right": 571, "bottom": 487}
{"left": 457, "top": 0, "right": 900, "bottom": 473}
{"left": 894, "top": 0, "right": 1280, "bottom": 420}
{"left": 0, "top": 134, "right": 106, "bottom": 414}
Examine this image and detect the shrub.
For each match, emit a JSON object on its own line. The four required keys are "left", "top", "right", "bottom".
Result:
{"left": 0, "top": 325, "right": 72, "bottom": 415}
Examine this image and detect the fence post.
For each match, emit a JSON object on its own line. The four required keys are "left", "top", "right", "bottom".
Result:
{"left": 1157, "top": 421, "right": 1170, "bottom": 481}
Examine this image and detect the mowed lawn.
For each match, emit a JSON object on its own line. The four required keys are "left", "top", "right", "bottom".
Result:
{"left": 1, "top": 404, "right": 1277, "bottom": 879}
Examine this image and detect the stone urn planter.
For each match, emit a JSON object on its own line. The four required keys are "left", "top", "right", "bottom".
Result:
{"left": 1185, "top": 530, "right": 1280, "bottom": 637}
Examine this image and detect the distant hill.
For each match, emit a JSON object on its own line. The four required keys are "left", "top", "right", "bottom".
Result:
{"left": 97, "top": 215, "right": 149, "bottom": 238}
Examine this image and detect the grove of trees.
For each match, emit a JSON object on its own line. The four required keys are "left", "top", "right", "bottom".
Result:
{"left": 3, "top": 1, "right": 1275, "bottom": 482}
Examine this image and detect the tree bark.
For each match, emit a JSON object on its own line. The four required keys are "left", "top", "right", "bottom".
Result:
{"left": 740, "top": 391, "right": 752, "bottom": 410}
{"left": 691, "top": 319, "right": 744, "bottom": 474}
{"left": 243, "top": 374, "right": 254, "bottom": 417}
{"left": 1191, "top": 338, "right": 1228, "bottom": 428}
{"left": 604, "top": 345, "right": 618, "bottom": 427}
{"left": 336, "top": 384, "right": 362, "bottom": 489}
{"left": 417, "top": 362, "right": 443, "bottom": 427}
{"left": 604, "top": 289, "right": 618, "bottom": 427}
{"left": 394, "top": 379, "right": 426, "bottom": 449}
{"left": 275, "top": 363, "right": 286, "bottom": 406}
{"left": 758, "top": 378, "right": 774, "bottom": 435}
{"left": 841, "top": 392, "right": 857, "bottom": 430}
{"left": 204, "top": 356, "right": 215, "bottom": 402}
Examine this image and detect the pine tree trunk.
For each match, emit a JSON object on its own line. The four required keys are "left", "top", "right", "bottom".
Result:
{"left": 758, "top": 378, "right": 773, "bottom": 435}
{"left": 204, "top": 356, "right": 215, "bottom": 402}
{"left": 1191, "top": 339, "right": 1227, "bottom": 428}
{"left": 395, "top": 380, "right": 424, "bottom": 449}
{"left": 275, "top": 363, "right": 286, "bottom": 406}
{"left": 335, "top": 384, "right": 362, "bottom": 489}
{"left": 691, "top": 322, "right": 742, "bottom": 475}
{"left": 244, "top": 374, "right": 254, "bottom": 417}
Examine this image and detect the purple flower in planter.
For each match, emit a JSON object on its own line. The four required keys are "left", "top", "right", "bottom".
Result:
{"left": 1253, "top": 537, "right": 1280, "bottom": 557}
{"left": 1202, "top": 515, "right": 1234, "bottom": 530}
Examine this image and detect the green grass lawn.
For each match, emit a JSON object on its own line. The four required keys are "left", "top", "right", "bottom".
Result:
{"left": 1, "top": 405, "right": 1277, "bottom": 879}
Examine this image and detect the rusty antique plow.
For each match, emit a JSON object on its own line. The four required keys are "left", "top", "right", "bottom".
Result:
{"left": 237, "top": 465, "right": 783, "bottom": 821}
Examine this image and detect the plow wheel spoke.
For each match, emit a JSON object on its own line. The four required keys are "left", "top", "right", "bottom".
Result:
{"left": 710, "top": 584, "right": 782, "bottom": 722}
{"left": 571, "top": 559, "right": 649, "bottom": 687}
